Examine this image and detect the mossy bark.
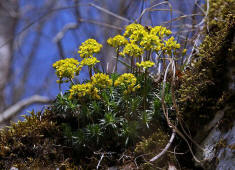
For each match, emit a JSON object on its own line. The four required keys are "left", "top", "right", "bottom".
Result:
{"left": 176, "top": 0, "right": 235, "bottom": 169}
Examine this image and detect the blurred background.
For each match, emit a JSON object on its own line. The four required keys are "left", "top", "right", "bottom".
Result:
{"left": 0, "top": 0, "right": 205, "bottom": 126}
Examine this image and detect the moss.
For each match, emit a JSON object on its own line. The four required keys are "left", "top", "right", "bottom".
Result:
{"left": 178, "top": 12, "right": 235, "bottom": 136}
{"left": 134, "top": 128, "right": 176, "bottom": 169}
{"left": 176, "top": 1, "right": 234, "bottom": 168}
{"left": 0, "top": 110, "right": 77, "bottom": 169}
{"left": 208, "top": 0, "right": 235, "bottom": 31}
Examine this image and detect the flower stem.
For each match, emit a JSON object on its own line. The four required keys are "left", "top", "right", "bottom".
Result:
{"left": 59, "top": 79, "right": 63, "bottom": 97}
{"left": 131, "top": 56, "right": 134, "bottom": 73}
{"left": 89, "top": 66, "right": 92, "bottom": 80}
{"left": 115, "top": 47, "right": 119, "bottom": 73}
{"left": 144, "top": 69, "right": 147, "bottom": 110}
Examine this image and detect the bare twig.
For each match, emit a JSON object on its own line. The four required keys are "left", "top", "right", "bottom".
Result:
{"left": 89, "top": 3, "right": 131, "bottom": 23}
{"left": 96, "top": 153, "right": 104, "bottom": 170}
{"left": 53, "top": 23, "right": 78, "bottom": 59}
{"left": 54, "top": 23, "right": 78, "bottom": 43}
{"left": 79, "top": 18, "right": 123, "bottom": 31}
{"left": 0, "top": 95, "right": 51, "bottom": 123}
{"left": 136, "top": 1, "right": 173, "bottom": 24}
{"left": 158, "top": 59, "right": 202, "bottom": 163}
{"left": 150, "top": 129, "right": 176, "bottom": 162}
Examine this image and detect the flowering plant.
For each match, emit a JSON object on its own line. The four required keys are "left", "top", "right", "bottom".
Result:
{"left": 52, "top": 23, "right": 185, "bottom": 162}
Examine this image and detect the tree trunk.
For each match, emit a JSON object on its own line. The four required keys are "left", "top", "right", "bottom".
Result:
{"left": 0, "top": 0, "right": 18, "bottom": 111}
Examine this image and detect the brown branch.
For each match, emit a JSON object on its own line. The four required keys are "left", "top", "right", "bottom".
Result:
{"left": 0, "top": 95, "right": 51, "bottom": 123}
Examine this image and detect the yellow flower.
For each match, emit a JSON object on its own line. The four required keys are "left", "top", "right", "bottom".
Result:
{"left": 150, "top": 26, "right": 172, "bottom": 38}
{"left": 91, "top": 73, "right": 112, "bottom": 89}
{"left": 120, "top": 43, "right": 144, "bottom": 57}
{"left": 163, "top": 37, "right": 181, "bottom": 55}
{"left": 182, "top": 49, "right": 187, "bottom": 54}
{"left": 69, "top": 82, "right": 100, "bottom": 99}
{"left": 114, "top": 73, "right": 140, "bottom": 94}
{"left": 52, "top": 58, "right": 82, "bottom": 81}
{"left": 129, "top": 29, "right": 148, "bottom": 43}
{"left": 107, "top": 35, "right": 128, "bottom": 48}
{"left": 140, "top": 34, "right": 162, "bottom": 50}
{"left": 123, "top": 23, "right": 145, "bottom": 37}
{"left": 136, "top": 60, "right": 155, "bottom": 69}
{"left": 78, "top": 39, "right": 102, "bottom": 58}
{"left": 80, "top": 57, "right": 100, "bottom": 67}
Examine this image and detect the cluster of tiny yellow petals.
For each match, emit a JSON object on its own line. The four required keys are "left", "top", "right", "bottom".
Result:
{"left": 107, "top": 35, "right": 128, "bottom": 48}
{"left": 80, "top": 57, "right": 100, "bottom": 66}
{"left": 69, "top": 82, "right": 100, "bottom": 99}
{"left": 150, "top": 26, "right": 172, "bottom": 38}
{"left": 163, "top": 37, "right": 181, "bottom": 54}
{"left": 91, "top": 73, "right": 112, "bottom": 89}
{"left": 123, "top": 23, "right": 145, "bottom": 37}
{"left": 140, "top": 34, "right": 162, "bottom": 50}
{"left": 52, "top": 58, "right": 82, "bottom": 81}
{"left": 129, "top": 29, "right": 148, "bottom": 43}
{"left": 114, "top": 73, "right": 140, "bottom": 94}
{"left": 120, "top": 43, "right": 143, "bottom": 57}
{"left": 136, "top": 60, "right": 155, "bottom": 69}
{"left": 78, "top": 39, "right": 102, "bottom": 58}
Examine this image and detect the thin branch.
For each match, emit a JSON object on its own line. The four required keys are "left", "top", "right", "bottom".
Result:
{"left": 136, "top": 1, "right": 173, "bottom": 24}
{"left": 0, "top": 95, "right": 51, "bottom": 123}
{"left": 96, "top": 153, "right": 104, "bottom": 170}
{"left": 89, "top": 3, "right": 131, "bottom": 23}
{"left": 79, "top": 18, "right": 123, "bottom": 31}
{"left": 54, "top": 23, "right": 78, "bottom": 43}
{"left": 162, "top": 13, "right": 202, "bottom": 25}
{"left": 150, "top": 129, "right": 176, "bottom": 162}
{"left": 53, "top": 23, "right": 78, "bottom": 59}
{"left": 160, "top": 59, "right": 202, "bottom": 163}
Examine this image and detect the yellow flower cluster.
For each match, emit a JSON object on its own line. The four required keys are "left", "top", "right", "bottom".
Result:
{"left": 150, "top": 26, "right": 172, "bottom": 38}
{"left": 107, "top": 35, "right": 128, "bottom": 48}
{"left": 69, "top": 82, "right": 100, "bottom": 99}
{"left": 163, "top": 37, "right": 181, "bottom": 55}
{"left": 129, "top": 28, "right": 148, "bottom": 43}
{"left": 78, "top": 39, "right": 102, "bottom": 58}
{"left": 52, "top": 58, "right": 82, "bottom": 81}
{"left": 80, "top": 57, "right": 100, "bottom": 67}
{"left": 114, "top": 73, "right": 140, "bottom": 94}
{"left": 140, "top": 34, "right": 162, "bottom": 51}
{"left": 91, "top": 73, "right": 112, "bottom": 89}
{"left": 136, "top": 61, "right": 155, "bottom": 69}
{"left": 123, "top": 23, "right": 145, "bottom": 37}
{"left": 120, "top": 43, "right": 144, "bottom": 57}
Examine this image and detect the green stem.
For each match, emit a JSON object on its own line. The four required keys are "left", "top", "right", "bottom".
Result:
{"left": 59, "top": 79, "right": 63, "bottom": 97}
{"left": 144, "top": 69, "right": 147, "bottom": 110}
{"left": 131, "top": 56, "right": 134, "bottom": 73}
{"left": 70, "top": 78, "right": 75, "bottom": 85}
{"left": 115, "top": 47, "right": 119, "bottom": 73}
{"left": 162, "top": 54, "right": 166, "bottom": 71}
{"left": 89, "top": 66, "right": 92, "bottom": 80}
{"left": 147, "top": 49, "right": 152, "bottom": 61}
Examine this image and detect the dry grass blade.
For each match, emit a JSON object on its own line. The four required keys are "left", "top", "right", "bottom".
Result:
{"left": 89, "top": 3, "right": 131, "bottom": 23}
{"left": 79, "top": 18, "right": 123, "bottom": 31}
{"left": 135, "top": 1, "right": 173, "bottom": 28}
